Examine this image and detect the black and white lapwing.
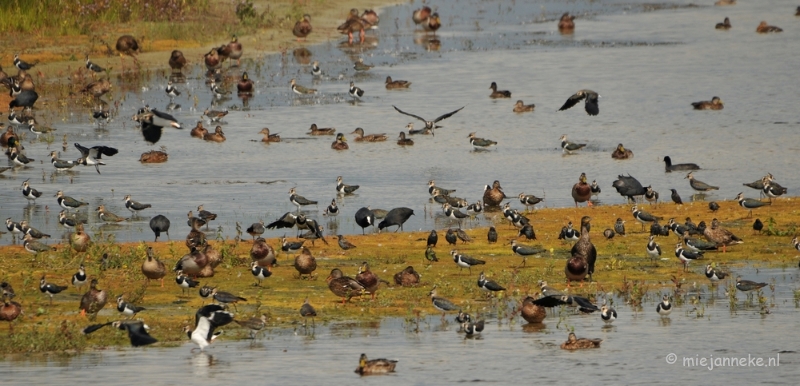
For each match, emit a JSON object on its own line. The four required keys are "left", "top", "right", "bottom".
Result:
{"left": 600, "top": 304, "right": 617, "bottom": 324}
{"left": 72, "top": 265, "right": 88, "bottom": 291}
{"left": 336, "top": 176, "right": 360, "bottom": 195}
{"left": 646, "top": 235, "right": 662, "bottom": 262}
{"left": 185, "top": 304, "right": 234, "bottom": 351}
{"left": 477, "top": 271, "right": 505, "bottom": 295}
{"left": 511, "top": 240, "right": 543, "bottom": 267}
{"left": 39, "top": 275, "right": 68, "bottom": 305}
{"left": 656, "top": 294, "right": 672, "bottom": 317}
{"left": 116, "top": 294, "right": 146, "bottom": 318}
{"left": 428, "top": 285, "right": 459, "bottom": 319}
{"left": 675, "top": 242, "right": 703, "bottom": 271}
{"left": 632, "top": 205, "right": 662, "bottom": 231}
{"left": 250, "top": 261, "right": 272, "bottom": 286}
{"left": 123, "top": 194, "right": 151, "bottom": 216}
{"left": 289, "top": 187, "right": 317, "bottom": 211}
{"left": 451, "top": 250, "right": 485, "bottom": 274}
{"left": 74, "top": 142, "right": 118, "bottom": 174}
{"left": 175, "top": 272, "right": 200, "bottom": 296}
{"left": 83, "top": 320, "right": 158, "bottom": 347}
{"left": 705, "top": 264, "right": 728, "bottom": 284}
{"left": 21, "top": 179, "right": 42, "bottom": 204}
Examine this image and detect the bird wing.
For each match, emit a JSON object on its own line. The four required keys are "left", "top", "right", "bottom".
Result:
{"left": 392, "top": 105, "right": 428, "bottom": 123}
{"left": 266, "top": 212, "right": 296, "bottom": 229}
{"left": 151, "top": 109, "right": 179, "bottom": 122}
{"left": 532, "top": 295, "right": 568, "bottom": 307}
{"left": 74, "top": 143, "right": 90, "bottom": 158}
{"left": 558, "top": 92, "right": 587, "bottom": 111}
{"left": 572, "top": 296, "right": 600, "bottom": 312}
{"left": 82, "top": 322, "right": 113, "bottom": 335}
{"left": 432, "top": 106, "right": 465, "bottom": 123}
{"left": 119, "top": 321, "right": 158, "bottom": 347}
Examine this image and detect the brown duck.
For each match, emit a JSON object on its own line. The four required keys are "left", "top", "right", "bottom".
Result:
{"left": 139, "top": 149, "right": 168, "bottom": 163}
{"left": 174, "top": 247, "right": 208, "bottom": 276}
{"left": 385, "top": 76, "right": 411, "bottom": 89}
{"left": 169, "top": 50, "right": 186, "bottom": 73}
{"left": 355, "top": 262, "right": 381, "bottom": 300}
{"left": 190, "top": 122, "right": 207, "bottom": 138}
{"left": 250, "top": 237, "right": 277, "bottom": 268}
{"left": 70, "top": 223, "right": 91, "bottom": 252}
{"left": 611, "top": 144, "right": 633, "bottom": 159}
{"left": 331, "top": 133, "right": 349, "bottom": 150}
{"left": 483, "top": 180, "right": 507, "bottom": 207}
{"left": 566, "top": 216, "right": 596, "bottom": 286}
{"left": 756, "top": 21, "right": 782, "bottom": 33}
{"left": 258, "top": 128, "right": 281, "bottom": 143}
{"left": 393, "top": 266, "right": 420, "bottom": 287}
{"left": 308, "top": 123, "right": 335, "bottom": 136}
{"left": 519, "top": 294, "right": 547, "bottom": 324}
{"left": 351, "top": 127, "right": 387, "bottom": 142}
{"left": 1, "top": 126, "right": 17, "bottom": 147}
{"left": 203, "top": 126, "right": 226, "bottom": 142}
{"left": 80, "top": 278, "right": 108, "bottom": 317}
{"left": 0, "top": 295, "right": 22, "bottom": 332}
{"left": 691, "top": 96, "right": 723, "bottom": 110}
{"left": 326, "top": 268, "right": 365, "bottom": 304}
{"left": 703, "top": 218, "right": 743, "bottom": 252}
{"left": 141, "top": 246, "right": 167, "bottom": 287}
{"left": 293, "top": 14, "right": 313, "bottom": 41}
{"left": 204, "top": 48, "right": 221, "bottom": 71}
{"left": 561, "top": 332, "right": 602, "bottom": 350}
{"left": 338, "top": 8, "right": 367, "bottom": 44}
{"left": 294, "top": 246, "right": 317, "bottom": 279}
{"left": 237, "top": 72, "right": 254, "bottom": 94}
{"left": 571, "top": 172, "right": 592, "bottom": 207}
{"left": 81, "top": 78, "right": 112, "bottom": 99}
{"left": 513, "top": 100, "right": 535, "bottom": 113}
{"left": 558, "top": 13, "right": 575, "bottom": 33}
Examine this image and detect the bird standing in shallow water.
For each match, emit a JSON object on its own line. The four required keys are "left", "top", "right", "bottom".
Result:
{"left": 559, "top": 134, "right": 586, "bottom": 154}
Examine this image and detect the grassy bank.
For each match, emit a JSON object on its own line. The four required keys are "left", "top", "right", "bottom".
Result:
{"left": 1, "top": 197, "right": 798, "bottom": 355}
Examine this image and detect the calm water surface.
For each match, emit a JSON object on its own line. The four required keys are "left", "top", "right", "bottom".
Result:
{"left": 2, "top": 0, "right": 800, "bottom": 382}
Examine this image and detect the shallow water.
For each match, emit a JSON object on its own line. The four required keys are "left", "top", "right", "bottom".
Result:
{"left": 2, "top": 0, "right": 798, "bottom": 245}
{"left": 2, "top": 266, "right": 798, "bottom": 384}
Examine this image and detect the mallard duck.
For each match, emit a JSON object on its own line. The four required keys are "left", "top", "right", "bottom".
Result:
{"left": 489, "top": 82, "right": 511, "bottom": 98}
{"left": 356, "top": 353, "right": 397, "bottom": 375}
{"left": 1, "top": 126, "right": 18, "bottom": 147}
{"left": 1, "top": 294, "right": 22, "bottom": 331}
{"left": 69, "top": 223, "right": 91, "bottom": 252}
{"left": 139, "top": 149, "right": 168, "bottom": 163}
{"left": 169, "top": 50, "right": 186, "bottom": 73}
{"left": 567, "top": 216, "right": 596, "bottom": 285}
{"left": 611, "top": 143, "right": 633, "bottom": 159}
{"left": 290, "top": 78, "right": 317, "bottom": 95}
{"left": 327, "top": 268, "right": 365, "bottom": 303}
{"left": 513, "top": 100, "right": 535, "bottom": 113}
{"left": 294, "top": 246, "right": 317, "bottom": 279}
{"left": 571, "top": 173, "right": 592, "bottom": 207}
{"left": 361, "top": 9, "right": 379, "bottom": 26}
{"left": 520, "top": 294, "right": 546, "bottom": 323}
{"left": 203, "top": 126, "right": 226, "bottom": 142}
{"left": 204, "top": 48, "right": 221, "bottom": 71}
{"left": 258, "top": 128, "right": 280, "bottom": 143}
{"left": 308, "top": 123, "right": 335, "bottom": 135}
{"left": 338, "top": 8, "right": 366, "bottom": 44}
{"left": 422, "top": 12, "right": 441, "bottom": 33}
{"left": 482, "top": 180, "right": 507, "bottom": 207}
{"left": 756, "top": 21, "right": 782, "bottom": 33}
{"left": 385, "top": 76, "right": 411, "bottom": 89}
{"left": 226, "top": 35, "right": 243, "bottom": 66}
{"left": 561, "top": 332, "right": 602, "bottom": 350}
{"left": 396, "top": 131, "right": 414, "bottom": 146}
{"left": 558, "top": 13, "right": 575, "bottom": 32}
{"left": 293, "top": 14, "right": 313, "bottom": 41}
{"left": 237, "top": 72, "right": 253, "bottom": 94}
{"left": 413, "top": 6, "right": 432, "bottom": 24}
{"left": 332, "top": 133, "right": 349, "bottom": 150}
{"left": 716, "top": 17, "right": 732, "bottom": 30}
{"left": 174, "top": 247, "right": 209, "bottom": 276}
{"left": 249, "top": 237, "right": 276, "bottom": 268}
{"left": 142, "top": 246, "right": 167, "bottom": 287}
{"left": 356, "top": 262, "right": 381, "bottom": 300}
{"left": 190, "top": 122, "right": 207, "bottom": 138}
{"left": 351, "top": 127, "right": 387, "bottom": 142}
{"left": 704, "top": 218, "right": 743, "bottom": 252}
{"left": 80, "top": 278, "right": 108, "bottom": 317}
{"left": 691, "top": 96, "right": 723, "bottom": 110}
{"left": 559, "top": 90, "right": 600, "bottom": 115}
{"left": 393, "top": 266, "right": 420, "bottom": 287}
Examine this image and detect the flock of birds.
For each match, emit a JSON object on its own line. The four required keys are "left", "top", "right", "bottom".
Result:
{"left": 0, "top": 2, "right": 797, "bottom": 376}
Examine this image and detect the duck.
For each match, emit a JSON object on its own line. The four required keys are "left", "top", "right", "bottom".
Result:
{"left": 293, "top": 246, "right": 317, "bottom": 279}
{"left": 355, "top": 262, "right": 381, "bottom": 300}
{"left": 115, "top": 35, "right": 140, "bottom": 69}
{"left": 351, "top": 127, "right": 387, "bottom": 142}
{"left": 69, "top": 223, "right": 91, "bottom": 252}
{"left": 663, "top": 156, "right": 700, "bottom": 172}
{"left": 756, "top": 21, "right": 782, "bottom": 33}
{"left": 611, "top": 143, "right": 633, "bottom": 159}
{"left": 250, "top": 237, "right": 276, "bottom": 268}
{"left": 139, "top": 149, "right": 168, "bottom": 163}
{"left": 331, "top": 133, "right": 349, "bottom": 150}
{"left": 80, "top": 278, "right": 108, "bottom": 317}
{"left": 558, "top": 90, "right": 600, "bottom": 115}
{"left": 326, "top": 268, "right": 365, "bottom": 304}
{"left": 338, "top": 8, "right": 366, "bottom": 44}
{"left": 561, "top": 332, "right": 602, "bottom": 350}
{"left": 204, "top": 48, "right": 221, "bottom": 71}
{"left": 308, "top": 123, "right": 335, "bottom": 135}
{"left": 483, "top": 180, "right": 507, "bottom": 207}
{"left": 237, "top": 72, "right": 254, "bottom": 94}
{"left": 174, "top": 247, "right": 209, "bottom": 276}
{"left": 203, "top": 126, "right": 226, "bottom": 142}
{"left": 412, "top": 6, "right": 432, "bottom": 24}
{"left": 246, "top": 220, "right": 265, "bottom": 240}
{"left": 393, "top": 266, "right": 420, "bottom": 287}
{"left": 691, "top": 96, "right": 724, "bottom": 110}
{"left": 1, "top": 126, "right": 18, "bottom": 147}
{"left": 489, "top": 82, "right": 511, "bottom": 98}
{"left": 293, "top": 14, "right": 313, "bottom": 41}
{"left": 566, "top": 216, "right": 596, "bottom": 286}
{"left": 422, "top": 12, "right": 441, "bottom": 33}
{"left": 142, "top": 246, "right": 167, "bottom": 287}
{"left": 704, "top": 218, "right": 743, "bottom": 252}
{"left": 714, "top": 0, "right": 735, "bottom": 4}
{"left": 716, "top": 17, "right": 732, "bottom": 30}
{"left": 355, "top": 353, "right": 397, "bottom": 375}
{"left": 0, "top": 294, "right": 22, "bottom": 332}
{"left": 571, "top": 173, "right": 593, "bottom": 207}
{"left": 385, "top": 76, "right": 411, "bottom": 89}
{"left": 397, "top": 131, "right": 414, "bottom": 146}
{"left": 169, "top": 50, "right": 186, "bottom": 73}
{"left": 519, "top": 294, "right": 547, "bottom": 323}
{"left": 258, "top": 128, "right": 280, "bottom": 143}
{"left": 81, "top": 78, "right": 112, "bottom": 99}
{"left": 558, "top": 13, "right": 575, "bottom": 32}
{"left": 513, "top": 100, "right": 535, "bottom": 113}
